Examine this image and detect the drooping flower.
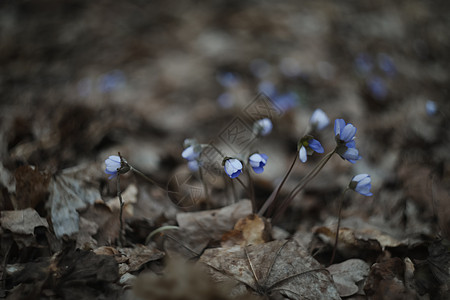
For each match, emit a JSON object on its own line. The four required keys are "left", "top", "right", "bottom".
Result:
{"left": 349, "top": 174, "right": 373, "bottom": 196}
{"left": 104, "top": 155, "right": 130, "bottom": 179}
{"left": 224, "top": 158, "right": 243, "bottom": 179}
{"left": 310, "top": 108, "right": 329, "bottom": 131}
{"left": 426, "top": 100, "right": 437, "bottom": 116}
{"left": 298, "top": 136, "right": 324, "bottom": 163}
{"left": 248, "top": 153, "right": 268, "bottom": 174}
{"left": 182, "top": 145, "right": 200, "bottom": 161}
{"left": 253, "top": 118, "right": 273, "bottom": 136}
{"left": 334, "top": 119, "right": 361, "bottom": 163}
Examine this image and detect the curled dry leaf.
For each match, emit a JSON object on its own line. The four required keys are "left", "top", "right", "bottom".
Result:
{"left": 327, "top": 258, "right": 370, "bottom": 297}
{"left": 199, "top": 239, "right": 341, "bottom": 299}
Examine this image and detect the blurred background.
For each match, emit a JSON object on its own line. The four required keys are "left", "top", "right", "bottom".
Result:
{"left": 0, "top": 0, "right": 449, "bottom": 231}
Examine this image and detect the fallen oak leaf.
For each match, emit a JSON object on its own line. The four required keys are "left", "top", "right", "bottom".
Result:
{"left": 199, "top": 239, "right": 341, "bottom": 299}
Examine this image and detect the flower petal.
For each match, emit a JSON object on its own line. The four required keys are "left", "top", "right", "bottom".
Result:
{"left": 299, "top": 146, "right": 307, "bottom": 163}
{"left": 309, "top": 139, "right": 324, "bottom": 153}
{"left": 334, "top": 119, "right": 346, "bottom": 136}
{"left": 340, "top": 124, "right": 357, "bottom": 142}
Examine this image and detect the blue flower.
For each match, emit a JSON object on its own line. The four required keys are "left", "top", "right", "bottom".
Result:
{"left": 99, "top": 70, "right": 125, "bottom": 93}
{"left": 377, "top": 53, "right": 396, "bottom": 77}
{"left": 187, "top": 160, "right": 200, "bottom": 172}
{"left": 310, "top": 108, "right": 329, "bottom": 131}
{"left": 349, "top": 174, "right": 373, "bottom": 196}
{"left": 216, "top": 72, "right": 240, "bottom": 88}
{"left": 253, "top": 118, "right": 273, "bottom": 136}
{"left": 298, "top": 136, "right": 324, "bottom": 163}
{"left": 224, "top": 158, "right": 243, "bottom": 179}
{"left": 105, "top": 155, "right": 129, "bottom": 179}
{"left": 334, "top": 119, "right": 361, "bottom": 163}
{"left": 249, "top": 153, "right": 268, "bottom": 174}
{"left": 182, "top": 145, "right": 200, "bottom": 161}
{"left": 367, "top": 76, "right": 387, "bottom": 100}
{"left": 426, "top": 100, "right": 437, "bottom": 116}
{"left": 355, "top": 53, "right": 373, "bottom": 74}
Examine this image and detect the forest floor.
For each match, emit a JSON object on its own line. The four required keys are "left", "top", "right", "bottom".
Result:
{"left": 1, "top": 1, "right": 449, "bottom": 299}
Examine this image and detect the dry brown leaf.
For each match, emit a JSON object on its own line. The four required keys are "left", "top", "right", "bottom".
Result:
{"left": 118, "top": 244, "right": 165, "bottom": 274}
{"left": 327, "top": 259, "right": 370, "bottom": 297}
{"left": 47, "top": 165, "right": 102, "bottom": 238}
{"left": 163, "top": 200, "right": 253, "bottom": 258}
{"left": 221, "top": 214, "right": 272, "bottom": 247}
{"left": 0, "top": 207, "right": 48, "bottom": 235}
{"left": 105, "top": 183, "right": 138, "bottom": 216}
{"left": 199, "top": 239, "right": 341, "bottom": 299}
{"left": 176, "top": 199, "right": 252, "bottom": 239}
{"left": 364, "top": 257, "right": 418, "bottom": 299}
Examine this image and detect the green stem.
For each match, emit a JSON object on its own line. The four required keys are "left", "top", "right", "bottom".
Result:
{"left": 329, "top": 188, "right": 349, "bottom": 265}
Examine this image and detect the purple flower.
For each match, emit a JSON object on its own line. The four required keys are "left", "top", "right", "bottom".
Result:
{"left": 334, "top": 119, "right": 361, "bottom": 163}
{"left": 224, "top": 158, "right": 243, "bottom": 179}
{"left": 249, "top": 153, "right": 268, "bottom": 174}
{"left": 104, "top": 155, "right": 129, "bottom": 179}
{"left": 253, "top": 118, "right": 273, "bottom": 136}
{"left": 349, "top": 174, "right": 373, "bottom": 196}
{"left": 298, "top": 136, "right": 324, "bottom": 163}
{"left": 310, "top": 109, "right": 329, "bottom": 131}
